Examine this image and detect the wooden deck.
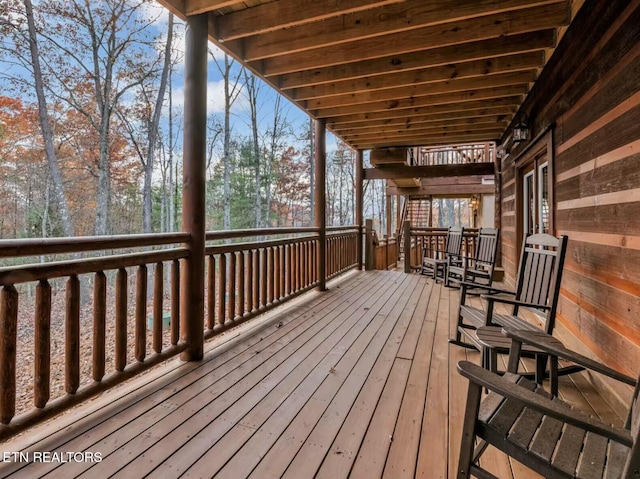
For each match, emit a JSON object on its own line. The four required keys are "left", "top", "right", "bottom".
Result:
{"left": 0, "top": 270, "right": 624, "bottom": 479}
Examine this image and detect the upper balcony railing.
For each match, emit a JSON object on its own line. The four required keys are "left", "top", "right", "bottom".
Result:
{"left": 409, "top": 142, "right": 496, "bottom": 167}
{"left": 0, "top": 227, "right": 359, "bottom": 440}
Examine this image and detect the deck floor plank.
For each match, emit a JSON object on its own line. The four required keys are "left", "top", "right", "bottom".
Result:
{"left": 0, "top": 270, "right": 623, "bottom": 479}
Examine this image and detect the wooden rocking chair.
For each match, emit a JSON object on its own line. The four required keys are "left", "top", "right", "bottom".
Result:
{"left": 445, "top": 227, "right": 499, "bottom": 288}
{"left": 456, "top": 329, "right": 640, "bottom": 479}
{"left": 420, "top": 226, "right": 463, "bottom": 281}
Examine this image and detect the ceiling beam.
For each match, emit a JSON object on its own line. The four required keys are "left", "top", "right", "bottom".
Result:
{"left": 332, "top": 113, "right": 514, "bottom": 134}
{"left": 278, "top": 31, "right": 556, "bottom": 90}
{"left": 364, "top": 163, "right": 496, "bottom": 180}
{"left": 314, "top": 85, "right": 529, "bottom": 118}
{"left": 353, "top": 133, "right": 502, "bottom": 149}
{"left": 306, "top": 71, "right": 536, "bottom": 111}
{"left": 386, "top": 184, "right": 495, "bottom": 195}
{"left": 262, "top": 4, "right": 569, "bottom": 76}
{"left": 213, "top": 0, "right": 404, "bottom": 41}
{"left": 242, "top": 0, "right": 566, "bottom": 60}
{"left": 326, "top": 99, "right": 521, "bottom": 126}
{"left": 292, "top": 52, "right": 544, "bottom": 101}
{"left": 344, "top": 127, "right": 505, "bottom": 143}
{"left": 185, "top": 0, "right": 244, "bottom": 16}
{"left": 340, "top": 123, "right": 509, "bottom": 141}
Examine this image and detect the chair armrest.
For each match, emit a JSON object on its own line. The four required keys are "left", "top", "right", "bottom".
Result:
{"left": 457, "top": 361, "right": 633, "bottom": 446}
{"left": 504, "top": 329, "right": 637, "bottom": 387}
{"left": 480, "top": 293, "right": 550, "bottom": 311}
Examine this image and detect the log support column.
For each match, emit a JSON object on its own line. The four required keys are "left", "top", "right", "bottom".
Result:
{"left": 356, "top": 149, "right": 364, "bottom": 270}
{"left": 315, "top": 119, "right": 327, "bottom": 291}
{"left": 180, "top": 13, "right": 207, "bottom": 361}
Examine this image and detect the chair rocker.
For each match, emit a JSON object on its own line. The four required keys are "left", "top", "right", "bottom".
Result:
{"left": 457, "top": 329, "right": 640, "bottom": 479}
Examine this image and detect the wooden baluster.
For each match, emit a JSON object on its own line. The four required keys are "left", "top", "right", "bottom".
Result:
{"left": 218, "top": 253, "right": 226, "bottom": 325}
{"left": 261, "top": 248, "right": 267, "bottom": 306}
{"left": 273, "top": 246, "right": 280, "bottom": 301}
{"left": 66, "top": 275, "right": 80, "bottom": 394}
{"left": 153, "top": 262, "right": 163, "bottom": 354}
{"left": 93, "top": 272, "right": 107, "bottom": 382}
{"left": 34, "top": 280, "right": 51, "bottom": 408}
{"left": 253, "top": 249, "right": 259, "bottom": 310}
{"left": 0, "top": 285, "right": 18, "bottom": 423}
{"left": 228, "top": 252, "right": 236, "bottom": 321}
{"left": 246, "top": 250, "right": 253, "bottom": 313}
{"left": 115, "top": 268, "right": 127, "bottom": 372}
{"left": 287, "top": 244, "right": 293, "bottom": 295}
{"left": 268, "top": 247, "right": 274, "bottom": 305}
{"left": 238, "top": 251, "right": 245, "bottom": 316}
{"left": 301, "top": 242, "right": 307, "bottom": 288}
{"left": 171, "top": 260, "right": 179, "bottom": 346}
{"left": 135, "top": 266, "right": 147, "bottom": 363}
{"left": 295, "top": 242, "right": 301, "bottom": 291}
{"left": 207, "top": 255, "right": 215, "bottom": 329}
{"left": 307, "top": 242, "right": 312, "bottom": 286}
{"left": 280, "top": 246, "right": 286, "bottom": 299}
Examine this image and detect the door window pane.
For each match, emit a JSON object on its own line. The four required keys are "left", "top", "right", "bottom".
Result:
{"left": 538, "top": 163, "right": 549, "bottom": 233}
{"left": 524, "top": 171, "right": 534, "bottom": 236}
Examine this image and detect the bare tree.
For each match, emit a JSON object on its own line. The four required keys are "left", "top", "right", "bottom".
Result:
{"left": 243, "top": 71, "right": 263, "bottom": 228}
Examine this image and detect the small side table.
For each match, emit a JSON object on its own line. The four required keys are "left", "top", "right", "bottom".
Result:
{"left": 476, "top": 326, "right": 565, "bottom": 396}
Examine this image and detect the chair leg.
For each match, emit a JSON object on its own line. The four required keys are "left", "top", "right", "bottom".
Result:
{"left": 457, "top": 381, "right": 483, "bottom": 479}
{"left": 535, "top": 354, "right": 548, "bottom": 387}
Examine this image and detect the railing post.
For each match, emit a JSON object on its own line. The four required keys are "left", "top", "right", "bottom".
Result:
{"left": 315, "top": 118, "right": 327, "bottom": 291}
{"left": 356, "top": 149, "right": 364, "bottom": 270}
{"left": 403, "top": 220, "right": 412, "bottom": 273}
{"left": 180, "top": 13, "right": 207, "bottom": 361}
{"left": 364, "top": 219, "right": 373, "bottom": 270}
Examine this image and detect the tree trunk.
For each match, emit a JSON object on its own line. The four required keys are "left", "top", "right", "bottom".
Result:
{"left": 23, "top": 0, "right": 74, "bottom": 237}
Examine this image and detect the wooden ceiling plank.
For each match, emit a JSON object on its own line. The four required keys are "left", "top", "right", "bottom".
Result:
{"left": 214, "top": 0, "right": 404, "bottom": 41}
{"left": 332, "top": 112, "right": 515, "bottom": 133}
{"left": 353, "top": 133, "right": 503, "bottom": 149}
{"left": 314, "top": 85, "right": 528, "bottom": 118}
{"left": 340, "top": 122, "right": 510, "bottom": 141}
{"left": 243, "top": 0, "right": 565, "bottom": 60}
{"left": 292, "top": 52, "right": 544, "bottom": 101}
{"left": 186, "top": 0, "right": 245, "bottom": 16}
{"left": 387, "top": 184, "right": 496, "bottom": 195}
{"left": 278, "top": 31, "right": 556, "bottom": 90}
{"left": 363, "top": 163, "right": 496, "bottom": 180}
{"left": 262, "top": 4, "right": 569, "bottom": 75}
{"left": 307, "top": 70, "right": 536, "bottom": 110}
{"left": 344, "top": 127, "right": 506, "bottom": 142}
{"left": 326, "top": 98, "right": 522, "bottom": 125}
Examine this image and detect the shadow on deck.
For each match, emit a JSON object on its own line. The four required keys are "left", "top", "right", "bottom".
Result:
{"left": 0, "top": 270, "right": 624, "bottom": 478}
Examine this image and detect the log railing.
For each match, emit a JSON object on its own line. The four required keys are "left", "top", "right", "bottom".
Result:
{"left": 413, "top": 143, "right": 495, "bottom": 166}
{"left": 375, "top": 236, "right": 398, "bottom": 270}
{"left": 0, "top": 227, "right": 359, "bottom": 439}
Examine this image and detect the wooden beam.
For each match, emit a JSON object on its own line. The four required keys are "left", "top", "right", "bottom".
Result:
{"left": 386, "top": 184, "right": 495, "bottom": 196}
{"left": 292, "top": 52, "right": 544, "bottom": 101}
{"left": 185, "top": 0, "right": 243, "bottom": 16}
{"left": 262, "top": 4, "right": 569, "bottom": 75}
{"left": 278, "top": 31, "right": 556, "bottom": 89}
{"left": 333, "top": 114, "right": 513, "bottom": 135}
{"left": 327, "top": 100, "right": 520, "bottom": 126}
{"left": 244, "top": 0, "right": 566, "bottom": 60}
{"left": 347, "top": 128, "right": 505, "bottom": 145}
{"left": 180, "top": 13, "right": 207, "bottom": 361}
{"left": 370, "top": 148, "right": 408, "bottom": 165}
{"left": 342, "top": 124, "right": 508, "bottom": 142}
{"left": 314, "top": 85, "right": 528, "bottom": 118}
{"left": 353, "top": 133, "right": 502, "bottom": 149}
{"left": 307, "top": 71, "right": 536, "bottom": 111}
{"left": 364, "top": 163, "right": 496, "bottom": 180}
{"left": 214, "top": 0, "right": 403, "bottom": 41}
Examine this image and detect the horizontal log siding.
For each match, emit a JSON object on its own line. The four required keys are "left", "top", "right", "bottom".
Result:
{"left": 500, "top": 0, "right": 640, "bottom": 392}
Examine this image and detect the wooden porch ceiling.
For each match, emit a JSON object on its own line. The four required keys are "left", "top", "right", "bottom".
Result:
{"left": 156, "top": 0, "right": 580, "bottom": 149}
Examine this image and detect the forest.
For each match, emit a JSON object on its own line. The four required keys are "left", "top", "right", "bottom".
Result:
{"left": 0, "top": 0, "right": 393, "bottom": 242}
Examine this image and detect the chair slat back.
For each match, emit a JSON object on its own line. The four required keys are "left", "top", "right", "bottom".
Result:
{"left": 513, "top": 234, "right": 568, "bottom": 333}
{"left": 473, "top": 228, "right": 499, "bottom": 268}
{"left": 445, "top": 226, "right": 464, "bottom": 257}
{"left": 624, "top": 380, "right": 640, "bottom": 478}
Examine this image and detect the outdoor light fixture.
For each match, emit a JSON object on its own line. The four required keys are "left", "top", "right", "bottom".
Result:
{"left": 512, "top": 116, "right": 530, "bottom": 143}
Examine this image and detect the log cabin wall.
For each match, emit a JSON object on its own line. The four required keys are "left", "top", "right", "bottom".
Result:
{"left": 500, "top": 0, "right": 640, "bottom": 402}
